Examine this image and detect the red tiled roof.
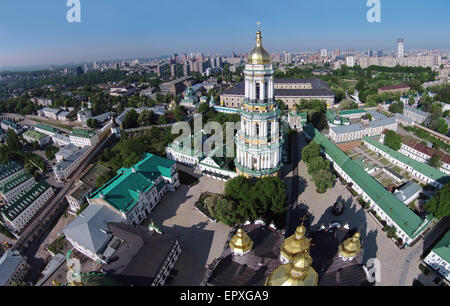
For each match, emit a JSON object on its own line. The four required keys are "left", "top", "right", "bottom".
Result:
{"left": 379, "top": 84, "right": 410, "bottom": 91}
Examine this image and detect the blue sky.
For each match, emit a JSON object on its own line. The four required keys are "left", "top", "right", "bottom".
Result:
{"left": 0, "top": 0, "right": 449, "bottom": 67}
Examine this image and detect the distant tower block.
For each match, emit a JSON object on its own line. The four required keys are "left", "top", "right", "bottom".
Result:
{"left": 397, "top": 38, "right": 404, "bottom": 58}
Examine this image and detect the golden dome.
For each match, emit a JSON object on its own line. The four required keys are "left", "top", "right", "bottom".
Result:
{"left": 265, "top": 252, "right": 318, "bottom": 286}
{"left": 280, "top": 225, "right": 311, "bottom": 263}
{"left": 229, "top": 228, "right": 254, "bottom": 255}
{"left": 247, "top": 29, "right": 271, "bottom": 65}
{"left": 338, "top": 232, "right": 362, "bottom": 259}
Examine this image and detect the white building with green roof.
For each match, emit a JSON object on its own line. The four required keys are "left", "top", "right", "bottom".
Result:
{"left": 1, "top": 181, "right": 54, "bottom": 233}
{"left": 304, "top": 124, "right": 433, "bottom": 246}
{"left": 88, "top": 153, "right": 179, "bottom": 225}
{"left": 23, "top": 130, "right": 51, "bottom": 147}
{"left": 35, "top": 123, "right": 59, "bottom": 137}
{"left": 424, "top": 230, "right": 450, "bottom": 281}
{"left": 0, "top": 172, "right": 35, "bottom": 204}
{"left": 69, "top": 129, "right": 99, "bottom": 147}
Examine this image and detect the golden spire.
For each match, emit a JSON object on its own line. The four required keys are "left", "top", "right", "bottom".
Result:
{"left": 266, "top": 251, "right": 318, "bottom": 286}
{"left": 338, "top": 232, "right": 362, "bottom": 259}
{"left": 247, "top": 22, "right": 271, "bottom": 65}
{"left": 229, "top": 227, "right": 254, "bottom": 256}
{"left": 280, "top": 225, "right": 311, "bottom": 263}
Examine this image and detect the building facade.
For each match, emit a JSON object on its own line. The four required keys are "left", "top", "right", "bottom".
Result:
{"left": 423, "top": 230, "right": 450, "bottom": 282}
{"left": 220, "top": 78, "right": 335, "bottom": 110}
{"left": 69, "top": 129, "right": 99, "bottom": 147}
{"left": 0, "top": 250, "right": 30, "bottom": 286}
{"left": 53, "top": 146, "right": 91, "bottom": 182}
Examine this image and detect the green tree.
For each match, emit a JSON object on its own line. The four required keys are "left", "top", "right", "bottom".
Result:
{"left": 87, "top": 118, "right": 99, "bottom": 128}
{"left": 32, "top": 141, "right": 40, "bottom": 151}
{"left": 137, "top": 110, "right": 153, "bottom": 127}
{"left": 214, "top": 196, "right": 239, "bottom": 226}
{"left": 389, "top": 101, "right": 404, "bottom": 114}
{"left": 340, "top": 100, "right": 358, "bottom": 110}
{"left": 197, "top": 103, "right": 210, "bottom": 113}
{"left": 301, "top": 141, "right": 321, "bottom": 164}
{"left": 425, "top": 182, "right": 450, "bottom": 219}
{"left": 436, "top": 118, "right": 448, "bottom": 135}
{"left": 384, "top": 130, "right": 402, "bottom": 151}
{"left": 158, "top": 115, "right": 167, "bottom": 125}
{"left": 408, "top": 97, "right": 415, "bottom": 106}
{"left": 6, "top": 129, "right": 21, "bottom": 152}
{"left": 122, "top": 109, "right": 139, "bottom": 129}
{"left": 429, "top": 154, "right": 443, "bottom": 168}
{"left": 312, "top": 169, "right": 336, "bottom": 193}
{"left": 307, "top": 156, "right": 330, "bottom": 176}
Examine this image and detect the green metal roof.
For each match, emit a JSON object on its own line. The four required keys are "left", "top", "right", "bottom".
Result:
{"left": 71, "top": 129, "right": 96, "bottom": 139}
{"left": 0, "top": 161, "right": 23, "bottom": 181}
{"left": 89, "top": 153, "right": 175, "bottom": 213}
{"left": 431, "top": 230, "right": 450, "bottom": 262}
{"left": 35, "top": 123, "right": 58, "bottom": 133}
{"left": 24, "top": 130, "right": 47, "bottom": 141}
{"left": 303, "top": 124, "right": 432, "bottom": 239}
{"left": 1, "top": 181, "right": 51, "bottom": 221}
{"left": 363, "top": 137, "right": 450, "bottom": 185}
{"left": 0, "top": 172, "right": 33, "bottom": 194}
{"left": 339, "top": 109, "right": 367, "bottom": 116}
{"left": 1, "top": 120, "right": 19, "bottom": 130}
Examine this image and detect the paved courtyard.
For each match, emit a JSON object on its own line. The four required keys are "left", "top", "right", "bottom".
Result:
{"left": 291, "top": 133, "right": 427, "bottom": 286}
{"left": 143, "top": 165, "right": 231, "bottom": 286}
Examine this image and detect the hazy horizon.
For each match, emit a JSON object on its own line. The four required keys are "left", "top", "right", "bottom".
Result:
{"left": 1, "top": 0, "right": 449, "bottom": 69}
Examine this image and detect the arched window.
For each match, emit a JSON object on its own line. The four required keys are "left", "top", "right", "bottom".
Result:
{"left": 265, "top": 82, "right": 268, "bottom": 100}
{"left": 256, "top": 83, "right": 260, "bottom": 100}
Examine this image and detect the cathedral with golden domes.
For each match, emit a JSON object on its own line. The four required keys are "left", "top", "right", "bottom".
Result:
{"left": 203, "top": 220, "right": 372, "bottom": 286}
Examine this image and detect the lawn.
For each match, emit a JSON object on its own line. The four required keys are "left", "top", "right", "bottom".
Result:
{"left": 179, "top": 170, "right": 199, "bottom": 186}
{"left": 381, "top": 178, "right": 393, "bottom": 187}
{"left": 48, "top": 235, "right": 67, "bottom": 255}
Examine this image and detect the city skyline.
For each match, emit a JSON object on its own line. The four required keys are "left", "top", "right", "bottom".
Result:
{"left": 1, "top": 0, "right": 450, "bottom": 69}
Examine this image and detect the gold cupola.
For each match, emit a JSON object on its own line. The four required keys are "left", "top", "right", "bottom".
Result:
{"left": 229, "top": 227, "right": 254, "bottom": 256}
{"left": 280, "top": 225, "right": 311, "bottom": 264}
{"left": 247, "top": 22, "right": 271, "bottom": 65}
{"left": 266, "top": 251, "right": 318, "bottom": 286}
{"left": 338, "top": 232, "right": 362, "bottom": 260}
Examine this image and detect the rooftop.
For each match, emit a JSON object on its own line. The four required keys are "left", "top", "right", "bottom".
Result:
{"left": 0, "top": 172, "right": 33, "bottom": 195}
{"left": 379, "top": 84, "right": 410, "bottom": 91}
{"left": 2, "top": 181, "right": 51, "bottom": 222}
{"left": 0, "top": 250, "right": 24, "bottom": 286}
{"left": 222, "top": 79, "right": 335, "bottom": 97}
{"left": 62, "top": 204, "right": 123, "bottom": 255}
{"left": 35, "top": 123, "right": 58, "bottom": 133}
{"left": 23, "top": 130, "right": 48, "bottom": 141}
{"left": 0, "top": 161, "right": 23, "bottom": 181}
{"left": 102, "top": 222, "right": 178, "bottom": 286}
{"left": 430, "top": 230, "right": 450, "bottom": 262}
{"left": 54, "top": 146, "right": 90, "bottom": 172}
{"left": 394, "top": 181, "right": 422, "bottom": 203}
{"left": 71, "top": 129, "right": 96, "bottom": 139}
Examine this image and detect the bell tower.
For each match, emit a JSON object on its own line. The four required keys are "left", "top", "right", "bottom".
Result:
{"left": 235, "top": 23, "right": 284, "bottom": 178}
